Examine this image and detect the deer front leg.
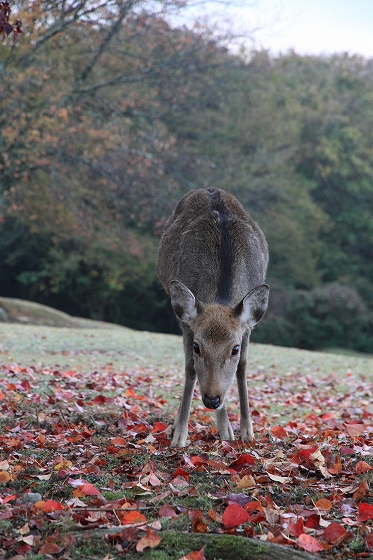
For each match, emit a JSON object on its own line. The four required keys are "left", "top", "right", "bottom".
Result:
{"left": 215, "top": 404, "right": 234, "bottom": 441}
{"left": 171, "top": 328, "right": 196, "bottom": 447}
{"left": 236, "top": 332, "right": 254, "bottom": 441}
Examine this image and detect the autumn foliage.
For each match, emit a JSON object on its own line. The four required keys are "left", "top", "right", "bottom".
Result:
{"left": 1, "top": 357, "right": 373, "bottom": 558}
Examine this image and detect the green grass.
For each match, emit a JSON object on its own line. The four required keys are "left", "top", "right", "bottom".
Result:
{"left": 1, "top": 296, "right": 372, "bottom": 378}
{"left": 1, "top": 321, "right": 372, "bottom": 377}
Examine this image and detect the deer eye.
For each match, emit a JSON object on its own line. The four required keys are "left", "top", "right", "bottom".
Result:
{"left": 231, "top": 345, "right": 240, "bottom": 356}
{"left": 193, "top": 343, "right": 200, "bottom": 355}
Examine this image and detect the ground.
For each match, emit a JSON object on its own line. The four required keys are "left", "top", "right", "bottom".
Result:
{"left": 0, "top": 299, "right": 373, "bottom": 559}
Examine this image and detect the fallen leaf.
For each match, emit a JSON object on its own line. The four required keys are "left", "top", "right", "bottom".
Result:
{"left": 34, "top": 500, "right": 63, "bottom": 513}
{"left": 267, "top": 473, "right": 291, "bottom": 484}
{"left": 76, "top": 482, "right": 101, "bottom": 496}
{"left": 366, "top": 533, "right": 373, "bottom": 551}
{"left": 135, "top": 528, "right": 161, "bottom": 552}
{"left": 315, "top": 498, "right": 333, "bottom": 511}
{"left": 357, "top": 502, "right": 373, "bottom": 522}
{"left": 296, "top": 533, "right": 325, "bottom": 553}
{"left": 121, "top": 510, "right": 147, "bottom": 525}
{"left": 189, "top": 509, "right": 208, "bottom": 533}
{"left": 355, "top": 460, "right": 373, "bottom": 474}
{"left": 177, "top": 546, "right": 206, "bottom": 560}
{"left": 353, "top": 481, "right": 369, "bottom": 502}
{"left": 288, "top": 517, "right": 304, "bottom": 537}
{"left": 19, "top": 535, "right": 35, "bottom": 546}
{"left": 39, "top": 541, "right": 62, "bottom": 554}
{"left": 0, "top": 471, "right": 11, "bottom": 483}
{"left": 158, "top": 505, "right": 177, "bottom": 518}
{"left": 222, "top": 503, "right": 250, "bottom": 528}
{"left": 343, "top": 423, "right": 366, "bottom": 437}
{"left": 237, "top": 474, "right": 256, "bottom": 488}
{"left": 271, "top": 425, "right": 288, "bottom": 438}
{"left": 17, "top": 523, "right": 30, "bottom": 535}
{"left": 323, "top": 522, "right": 348, "bottom": 545}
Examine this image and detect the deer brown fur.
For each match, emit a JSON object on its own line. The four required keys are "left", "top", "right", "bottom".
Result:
{"left": 157, "top": 188, "right": 269, "bottom": 447}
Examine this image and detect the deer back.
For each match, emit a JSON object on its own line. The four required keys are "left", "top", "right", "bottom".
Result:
{"left": 157, "top": 188, "right": 268, "bottom": 306}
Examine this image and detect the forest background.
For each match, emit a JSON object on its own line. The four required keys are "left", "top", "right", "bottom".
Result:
{"left": 1, "top": 0, "right": 373, "bottom": 354}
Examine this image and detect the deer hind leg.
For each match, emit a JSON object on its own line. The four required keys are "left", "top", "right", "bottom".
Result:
{"left": 236, "top": 331, "right": 254, "bottom": 441}
{"left": 171, "top": 328, "right": 196, "bottom": 447}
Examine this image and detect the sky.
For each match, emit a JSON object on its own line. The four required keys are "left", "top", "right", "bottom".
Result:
{"left": 241, "top": 0, "right": 373, "bottom": 58}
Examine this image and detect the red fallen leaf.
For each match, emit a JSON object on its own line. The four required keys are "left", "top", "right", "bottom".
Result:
{"left": 315, "top": 498, "right": 332, "bottom": 511}
{"left": 229, "top": 453, "right": 256, "bottom": 471}
{"left": 245, "top": 501, "right": 263, "bottom": 513}
{"left": 356, "top": 461, "right": 373, "bottom": 474}
{"left": 321, "top": 412, "right": 335, "bottom": 421}
{"left": 343, "top": 423, "right": 366, "bottom": 437}
{"left": 20, "top": 380, "right": 31, "bottom": 391}
{"left": 136, "top": 528, "right": 161, "bottom": 552}
{"left": 222, "top": 503, "right": 250, "bottom": 528}
{"left": 152, "top": 422, "right": 168, "bottom": 433}
{"left": 353, "top": 480, "right": 369, "bottom": 502}
{"left": 190, "top": 456, "right": 208, "bottom": 467}
{"left": 296, "top": 533, "right": 325, "bottom": 553}
{"left": 158, "top": 505, "right": 177, "bottom": 518}
{"left": 323, "top": 522, "right": 348, "bottom": 545}
{"left": 271, "top": 425, "right": 288, "bottom": 438}
{"left": 111, "top": 437, "right": 127, "bottom": 447}
{"left": 173, "top": 468, "right": 190, "bottom": 482}
{"left": 36, "top": 500, "right": 63, "bottom": 513}
{"left": 366, "top": 533, "right": 373, "bottom": 551}
{"left": 357, "top": 502, "right": 373, "bottom": 522}
{"left": 121, "top": 510, "right": 147, "bottom": 525}
{"left": 76, "top": 482, "right": 101, "bottom": 496}
{"left": 93, "top": 394, "right": 106, "bottom": 404}
{"left": 290, "top": 446, "right": 318, "bottom": 466}
{"left": 178, "top": 546, "right": 206, "bottom": 560}
{"left": 1, "top": 494, "right": 16, "bottom": 504}
{"left": 288, "top": 517, "right": 304, "bottom": 537}
{"left": 340, "top": 445, "right": 354, "bottom": 455}
{"left": 305, "top": 514, "right": 320, "bottom": 528}
{"left": 39, "top": 541, "right": 63, "bottom": 554}
{"left": 126, "top": 388, "right": 145, "bottom": 400}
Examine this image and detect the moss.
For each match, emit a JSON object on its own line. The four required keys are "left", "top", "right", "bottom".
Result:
{"left": 147, "top": 531, "right": 314, "bottom": 560}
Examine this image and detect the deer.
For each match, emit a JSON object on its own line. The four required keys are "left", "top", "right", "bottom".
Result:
{"left": 157, "top": 188, "right": 269, "bottom": 447}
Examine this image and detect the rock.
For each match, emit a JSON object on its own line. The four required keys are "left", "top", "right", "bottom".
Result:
{"left": 21, "top": 493, "right": 42, "bottom": 504}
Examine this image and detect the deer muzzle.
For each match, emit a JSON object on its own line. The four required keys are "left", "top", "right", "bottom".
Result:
{"left": 203, "top": 395, "right": 220, "bottom": 409}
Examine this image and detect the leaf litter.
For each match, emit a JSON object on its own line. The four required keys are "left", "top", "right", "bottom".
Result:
{"left": 0, "top": 357, "right": 373, "bottom": 559}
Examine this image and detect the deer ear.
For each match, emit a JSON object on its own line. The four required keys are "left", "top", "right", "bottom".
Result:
{"left": 170, "top": 280, "right": 201, "bottom": 324}
{"left": 235, "top": 284, "right": 269, "bottom": 328}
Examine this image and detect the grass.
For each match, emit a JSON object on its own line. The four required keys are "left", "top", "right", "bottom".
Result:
{"left": 1, "top": 321, "right": 372, "bottom": 376}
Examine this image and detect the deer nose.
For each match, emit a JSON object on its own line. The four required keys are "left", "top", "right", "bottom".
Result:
{"left": 203, "top": 395, "right": 220, "bottom": 409}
